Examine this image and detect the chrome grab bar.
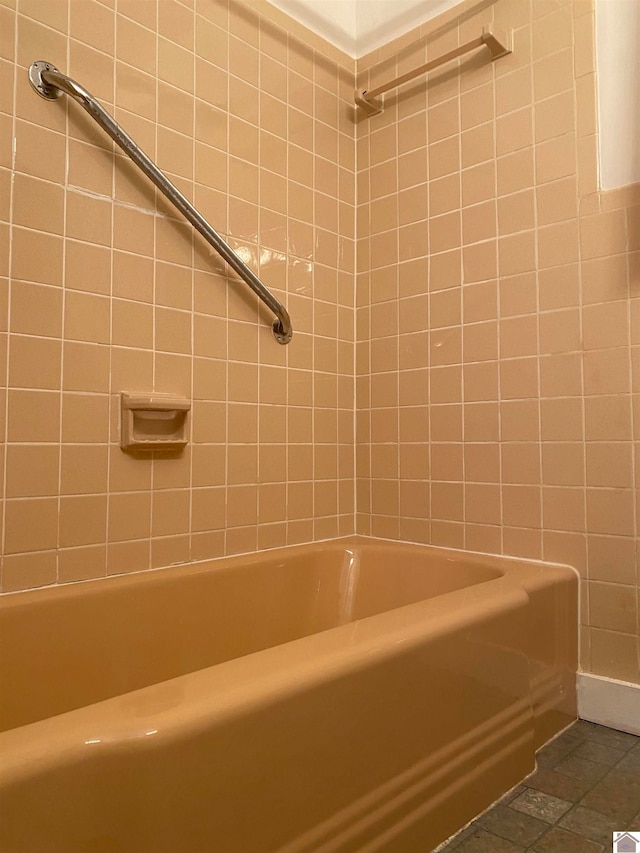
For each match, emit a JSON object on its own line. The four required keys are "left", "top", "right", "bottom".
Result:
{"left": 28, "top": 60, "right": 292, "bottom": 344}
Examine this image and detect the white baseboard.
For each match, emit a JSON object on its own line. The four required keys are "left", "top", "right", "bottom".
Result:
{"left": 577, "top": 673, "right": 640, "bottom": 736}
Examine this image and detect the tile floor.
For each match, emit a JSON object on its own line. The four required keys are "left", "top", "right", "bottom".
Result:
{"left": 438, "top": 720, "right": 640, "bottom": 852}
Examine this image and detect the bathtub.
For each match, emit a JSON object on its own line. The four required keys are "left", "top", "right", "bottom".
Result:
{"left": 0, "top": 536, "right": 577, "bottom": 852}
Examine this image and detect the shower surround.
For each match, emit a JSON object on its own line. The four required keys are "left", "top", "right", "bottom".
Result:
{"left": 0, "top": 0, "right": 638, "bottom": 687}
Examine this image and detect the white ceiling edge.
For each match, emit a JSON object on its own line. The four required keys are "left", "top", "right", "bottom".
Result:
{"left": 264, "top": 0, "right": 460, "bottom": 59}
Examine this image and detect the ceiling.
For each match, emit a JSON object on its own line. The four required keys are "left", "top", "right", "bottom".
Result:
{"left": 264, "top": 0, "right": 460, "bottom": 58}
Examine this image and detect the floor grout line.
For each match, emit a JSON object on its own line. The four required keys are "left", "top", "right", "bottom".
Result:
{"left": 438, "top": 720, "right": 640, "bottom": 853}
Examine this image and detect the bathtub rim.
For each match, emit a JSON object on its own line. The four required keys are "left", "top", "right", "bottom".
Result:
{"left": 0, "top": 533, "right": 582, "bottom": 601}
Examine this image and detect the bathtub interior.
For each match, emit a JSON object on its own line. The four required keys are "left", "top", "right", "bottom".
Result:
{"left": 0, "top": 538, "right": 503, "bottom": 732}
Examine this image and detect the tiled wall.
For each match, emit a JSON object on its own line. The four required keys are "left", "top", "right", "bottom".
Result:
{"left": 356, "top": 0, "right": 640, "bottom": 684}
{"left": 0, "top": 0, "right": 356, "bottom": 591}
{"left": 2, "top": 0, "right": 638, "bottom": 686}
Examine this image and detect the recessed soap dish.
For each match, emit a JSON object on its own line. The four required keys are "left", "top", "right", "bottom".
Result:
{"left": 120, "top": 393, "right": 190, "bottom": 452}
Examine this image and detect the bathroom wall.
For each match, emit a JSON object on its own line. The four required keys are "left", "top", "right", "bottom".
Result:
{"left": 356, "top": 0, "right": 640, "bottom": 683}
{"left": 0, "top": 0, "right": 356, "bottom": 591}
{"left": 2, "top": 0, "right": 638, "bottom": 687}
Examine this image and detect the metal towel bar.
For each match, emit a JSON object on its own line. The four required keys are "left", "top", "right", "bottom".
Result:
{"left": 28, "top": 60, "right": 292, "bottom": 344}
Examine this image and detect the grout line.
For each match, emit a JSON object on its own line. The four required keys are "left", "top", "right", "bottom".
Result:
{"left": 0, "top": 2, "right": 20, "bottom": 591}
{"left": 187, "top": 0, "right": 197, "bottom": 565}
{"left": 526, "top": 7, "right": 543, "bottom": 566}
{"left": 53, "top": 0, "right": 72, "bottom": 584}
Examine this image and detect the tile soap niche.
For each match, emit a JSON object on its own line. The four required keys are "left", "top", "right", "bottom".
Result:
{"left": 120, "top": 393, "right": 190, "bottom": 452}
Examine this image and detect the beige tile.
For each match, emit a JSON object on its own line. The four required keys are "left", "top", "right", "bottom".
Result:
{"left": 461, "top": 122, "right": 494, "bottom": 170}
{"left": 496, "top": 108, "right": 533, "bottom": 157}
{"left": 11, "top": 227, "right": 63, "bottom": 285}
{"left": 152, "top": 489, "right": 190, "bottom": 537}
{"left": 10, "top": 281, "right": 62, "bottom": 338}
{"left": 463, "top": 240, "right": 497, "bottom": 283}
{"left": 463, "top": 361, "right": 497, "bottom": 403}
{"left": 585, "top": 395, "right": 632, "bottom": 441}
{"left": 579, "top": 208, "right": 627, "bottom": 260}
{"left": 502, "top": 484, "right": 542, "bottom": 529}
{"left": 536, "top": 177, "right": 579, "bottom": 226}
{"left": 497, "top": 148, "right": 534, "bottom": 197}
{"left": 59, "top": 494, "right": 108, "bottom": 548}
{"left": 117, "top": 14, "right": 156, "bottom": 74}
{"left": 502, "top": 443, "right": 541, "bottom": 485}
{"left": 590, "top": 628, "right": 639, "bottom": 682}
{"left": 4, "top": 497, "right": 58, "bottom": 554}
{"left": 460, "top": 170, "right": 496, "bottom": 229}
{"left": 537, "top": 220, "right": 579, "bottom": 269}
{"left": 496, "top": 66, "right": 531, "bottom": 115}
{"left": 536, "top": 133, "right": 576, "bottom": 185}
{"left": 541, "top": 397, "right": 584, "bottom": 441}
{"left": 500, "top": 315, "right": 537, "bottom": 359}
{"left": 497, "top": 190, "right": 535, "bottom": 236}
{"left": 533, "top": 48, "right": 574, "bottom": 102}
{"left": 13, "top": 119, "right": 66, "bottom": 185}
{"left": 532, "top": 5, "right": 573, "bottom": 57}
{"left": 464, "top": 320, "right": 498, "bottom": 362}
{"left": 586, "top": 487, "right": 635, "bottom": 537}
{"left": 502, "top": 526, "right": 542, "bottom": 560}
{"left": 431, "top": 482, "right": 463, "bottom": 522}
{"left": 428, "top": 135, "right": 460, "bottom": 179}
{"left": 158, "top": 36, "right": 194, "bottom": 94}
{"left": 66, "top": 192, "right": 112, "bottom": 247}
{"left": 426, "top": 405, "right": 458, "bottom": 444}
{"left": 428, "top": 97, "right": 460, "bottom": 142}
{"left": 500, "top": 356, "right": 539, "bottom": 400}
{"left": 9, "top": 334, "right": 61, "bottom": 390}
{"left": 7, "top": 389, "right": 60, "bottom": 442}
{"left": 539, "top": 264, "right": 580, "bottom": 311}
{"left": 498, "top": 231, "right": 536, "bottom": 276}
{"left": 534, "top": 90, "right": 575, "bottom": 143}
{"left": 465, "top": 483, "right": 501, "bottom": 525}
{"left": 586, "top": 443, "right": 633, "bottom": 488}
{"left": 464, "top": 401, "right": 499, "bottom": 441}
{"left": 62, "top": 342, "right": 110, "bottom": 393}
{"left": 65, "top": 291, "right": 110, "bottom": 345}
{"left": 542, "top": 442, "right": 585, "bottom": 487}
{"left": 584, "top": 348, "right": 631, "bottom": 396}
{"left": 61, "top": 393, "right": 109, "bottom": 443}
{"left": 66, "top": 241, "right": 111, "bottom": 297}
{"left": 2, "top": 551, "right": 57, "bottom": 592}
{"left": 465, "top": 443, "right": 500, "bottom": 483}
{"left": 430, "top": 443, "right": 462, "bottom": 482}
{"left": 499, "top": 272, "right": 537, "bottom": 318}
{"left": 227, "top": 485, "right": 258, "bottom": 527}
{"left": 5, "top": 444, "right": 59, "bottom": 497}
{"left": 463, "top": 280, "right": 497, "bottom": 324}
{"left": 61, "top": 445, "right": 109, "bottom": 495}
{"left": 539, "top": 308, "right": 581, "bottom": 355}
{"left": 583, "top": 257, "right": 628, "bottom": 312}
{"left": 588, "top": 535, "right": 636, "bottom": 585}
{"left": 105, "top": 536, "right": 151, "bottom": 576}
{"left": 462, "top": 200, "right": 497, "bottom": 245}
{"left": 107, "top": 492, "right": 151, "bottom": 543}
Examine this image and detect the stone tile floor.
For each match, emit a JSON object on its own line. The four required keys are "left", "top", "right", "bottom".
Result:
{"left": 437, "top": 720, "right": 640, "bottom": 852}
